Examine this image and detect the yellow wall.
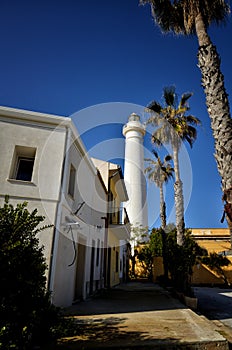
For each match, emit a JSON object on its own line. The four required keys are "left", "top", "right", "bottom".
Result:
{"left": 191, "top": 228, "right": 232, "bottom": 285}
{"left": 108, "top": 230, "right": 120, "bottom": 287}
{"left": 153, "top": 257, "right": 164, "bottom": 281}
{"left": 152, "top": 228, "right": 232, "bottom": 285}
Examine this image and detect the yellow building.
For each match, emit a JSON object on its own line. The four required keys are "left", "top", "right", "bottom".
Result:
{"left": 191, "top": 228, "right": 232, "bottom": 285}
{"left": 153, "top": 228, "right": 232, "bottom": 286}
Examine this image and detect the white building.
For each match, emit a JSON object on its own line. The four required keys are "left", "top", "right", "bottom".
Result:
{"left": 91, "top": 158, "right": 130, "bottom": 286}
{"left": 0, "top": 106, "right": 130, "bottom": 307}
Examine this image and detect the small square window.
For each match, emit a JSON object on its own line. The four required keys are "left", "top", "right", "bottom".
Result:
{"left": 10, "top": 146, "right": 36, "bottom": 182}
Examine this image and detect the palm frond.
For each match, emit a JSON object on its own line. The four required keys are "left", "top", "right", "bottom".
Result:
{"left": 147, "top": 100, "right": 162, "bottom": 114}
{"left": 180, "top": 92, "right": 193, "bottom": 107}
{"left": 152, "top": 149, "right": 159, "bottom": 159}
{"left": 141, "top": 0, "right": 230, "bottom": 36}
{"left": 144, "top": 158, "right": 153, "bottom": 162}
{"left": 144, "top": 148, "right": 174, "bottom": 186}
{"left": 186, "top": 115, "right": 201, "bottom": 126}
{"left": 151, "top": 134, "right": 163, "bottom": 146}
{"left": 201, "top": 0, "right": 230, "bottom": 27}
{"left": 145, "top": 86, "right": 200, "bottom": 150}
{"left": 163, "top": 86, "right": 176, "bottom": 107}
{"left": 144, "top": 165, "right": 153, "bottom": 174}
{"left": 184, "top": 135, "right": 193, "bottom": 148}
{"left": 188, "top": 125, "right": 198, "bottom": 140}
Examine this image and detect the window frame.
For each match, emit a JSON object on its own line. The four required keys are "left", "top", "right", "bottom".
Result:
{"left": 9, "top": 145, "right": 36, "bottom": 183}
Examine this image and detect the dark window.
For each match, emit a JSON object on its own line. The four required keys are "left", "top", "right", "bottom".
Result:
{"left": 68, "top": 164, "right": 76, "bottom": 197}
{"left": 116, "top": 251, "right": 119, "bottom": 272}
{"left": 10, "top": 146, "right": 36, "bottom": 182}
{"left": 96, "top": 239, "right": 100, "bottom": 266}
{"left": 16, "top": 157, "right": 34, "bottom": 181}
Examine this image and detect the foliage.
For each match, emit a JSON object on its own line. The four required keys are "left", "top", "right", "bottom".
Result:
{"left": 0, "top": 196, "right": 59, "bottom": 349}
{"left": 144, "top": 150, "right": 174, "bottom": 189}
{"left": 129, "top": 225, "right": 150, "bottom": 279}
{"left": 141, "top": 0, "right": 232, "bottom": 245}
{"left": 146, "top": 86, "right": 201, "bottom": 246}
{"left": 144, "top": 150, "right": 174, "bottom": 233}
{"left": 201, "top": 252, "right": 231, "bottom": 286}
{"left": 139, "top": 0, "right": 230, "bottom": 35}
{"left": 130, "top": 224, "right": 150, "bottom": 246}
{"left": 149, "top": 228, "right": 163, "bottom": 257}
{"left": 150, "top": 227, "right": 207, "bottom": 295}
{"left": 165, "top": 228, "right": 207, "bottom": 295}
{"left": 146, "top": 86, "right": 200, "bottom": 151}
{"left": 136, "top": 245, "right": 153, "bottom": 280}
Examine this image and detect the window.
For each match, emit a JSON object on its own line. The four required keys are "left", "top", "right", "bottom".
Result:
{"left": 116, "top": 251, "right": 119, "bottom": 273}
{"left": 16, "top": 157, "right": 34, "bottom": 181}
{"left": 96, "top": 239, "right": 100, "bottom": 266}
{"left": 68, "top": 164, "right": 76, "bottom": 198}
{"left": 10, "top": 146, "right": 36, "bottom": 182}
{"left": 109, "top": 191, "right": 117, "bottom": 224}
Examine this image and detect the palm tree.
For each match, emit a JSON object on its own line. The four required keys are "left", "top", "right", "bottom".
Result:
{"left": 145, "top": 150, "right": 174, "bottom": 280}
{"left": 145, "top": 150, "right": 174, "bottom": 230}
{"left": 146, "top": 86, "right": 201, "bottom": 245}
{"left": 140, "top": 0, "right": 232, "bottom": 244}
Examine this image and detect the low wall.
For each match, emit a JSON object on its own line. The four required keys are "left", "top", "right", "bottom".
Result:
{"left": 153, "top": 257, "right": 232, "bottom": 286}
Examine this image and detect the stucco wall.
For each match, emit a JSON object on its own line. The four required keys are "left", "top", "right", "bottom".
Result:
{"left": 0, "top": 116, "right": 67, "bottom": 271}
{"left": 51, "top": 131, "right": 108, "bottom": 306}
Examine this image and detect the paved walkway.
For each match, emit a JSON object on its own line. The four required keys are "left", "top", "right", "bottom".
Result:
{"left": 58, "top": 282, "right": 229, "bottom": 349}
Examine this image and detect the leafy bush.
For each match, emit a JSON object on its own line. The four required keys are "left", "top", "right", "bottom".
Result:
{"left": 150, "top": 227, "right": 207, "bottom": 296}
{"left": 136, "top": 246, "right": 154, "bottom": 280}
{"left": 0, "top": 196, "right": 58, "bottom": 349}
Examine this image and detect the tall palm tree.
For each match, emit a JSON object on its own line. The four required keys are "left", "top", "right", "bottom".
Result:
{"left": 140, "top": 0, "right": 232, "bottom": 244}
{"left": 146, "top": 86, "right": 201, "bottom": 245}
{"left": 145, "top": 150, "right": 174, "bottom": 280}
{"left": 145, "top": 150, "right": 174, "bottom": 229}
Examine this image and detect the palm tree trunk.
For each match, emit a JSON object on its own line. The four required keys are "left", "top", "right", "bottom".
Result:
{"left": 160, "top": 184, "right": 166, "bottom": 229}
{"left": 195, "top": 13, "right": 232, "bottom": 246}
{"left": 173, "top": 145, "right": 185, "bottom": 246}
{"left": 159, "top": 184, "right": 169, "bottom": 280}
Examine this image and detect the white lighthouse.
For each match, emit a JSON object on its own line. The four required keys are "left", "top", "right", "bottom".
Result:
{"left": 123, "top": 113, "right": 148, "bottom": 233}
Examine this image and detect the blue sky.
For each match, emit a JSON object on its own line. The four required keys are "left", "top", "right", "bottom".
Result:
{"left": 0, "top": 0, "right": 232, "bottom": 229}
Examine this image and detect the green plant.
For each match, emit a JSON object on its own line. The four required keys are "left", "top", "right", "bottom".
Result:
{"left": 136, "top": 246, "right": 154, "bottom": 280}
{"left": 0, "top": 196, "right": 57, "bottom": 349}
{"left": 129, "top": 225, "right": 149, "bottom": 278}
{"left": 150, "top": 227, "right": 207, "bottom": 296}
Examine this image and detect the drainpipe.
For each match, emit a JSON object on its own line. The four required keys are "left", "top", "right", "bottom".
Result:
{"left": 48, "top": 123, "right": 72, "bottom": 300}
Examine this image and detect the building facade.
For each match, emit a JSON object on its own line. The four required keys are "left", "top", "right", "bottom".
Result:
{"left": 0, "top": 106, "right": 130, "bottom": 306}
{"left": 92, "top": 158, "right": 130, "bottom": 287}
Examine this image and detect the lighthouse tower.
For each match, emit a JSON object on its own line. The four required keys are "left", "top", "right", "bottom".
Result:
{"left": 123, "top": 113, "right": 148, "bottom": 231}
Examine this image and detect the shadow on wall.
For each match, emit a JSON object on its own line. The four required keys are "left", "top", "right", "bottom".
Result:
{"left": 153, "top": 257, "right": 232, "bottom": 286}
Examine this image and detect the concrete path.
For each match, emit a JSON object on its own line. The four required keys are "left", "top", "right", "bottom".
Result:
{"left": 59, "top": 282, "right": 229, "bottom": 349}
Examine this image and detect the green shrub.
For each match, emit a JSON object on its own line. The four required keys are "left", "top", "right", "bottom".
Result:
{"left": 0, "top": 196, "right": 58, "bottom": 349}
{"left": 150, "top": 227, "right": 207, "bottom": 295}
